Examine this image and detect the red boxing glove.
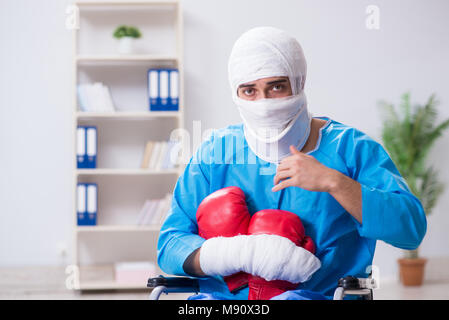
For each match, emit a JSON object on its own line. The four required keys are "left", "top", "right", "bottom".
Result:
{"left": 196, "top": 186, "right": 251, "bottom": 293}
{"left": 247, "top": 209, "right": 315, "bottom": 300}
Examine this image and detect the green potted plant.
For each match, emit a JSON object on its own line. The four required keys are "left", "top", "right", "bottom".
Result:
{"left": 113, "top": 25, "right": 142, "bottom": 54}
{"left": 379, "top": 93, "right": 449, "bottom": 286}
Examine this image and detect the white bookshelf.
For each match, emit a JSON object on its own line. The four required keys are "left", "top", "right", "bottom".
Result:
{"left": 76, "top": 54, "right": 178, "bottom": 62}
{"left": 72, "top": 0, "right": 184, "bottom": 291}
{"left": 76, "top": 225, "right": 162, "bottom": 232}
{"left": 77, "top": 168, "right": 180, "bottom": 175}
{"left": 76, "top": 111, "right": 180, "bottom": 120}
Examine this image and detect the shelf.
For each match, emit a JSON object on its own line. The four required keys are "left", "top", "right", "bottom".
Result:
{"left": 76, "top": 225, "right": 162, "bottom": 232}
{"left": 76, "top": 111, "right": 180, "bottom": 120}
{"left": 78, "top": 280, "right": 148, "bottom": 291}
{"left": 75, "top": 1, "right": 179, "bottom": 8}
{"left": 76, "top": 168, "right": 179, "bottom": 176}
{"left": 76, "top": 54, "right": 178, "bottom": 63}
{"left": 77, "top": 263, "right": 163, "bottom": 291}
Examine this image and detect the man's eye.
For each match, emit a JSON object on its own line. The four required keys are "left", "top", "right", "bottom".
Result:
{"left": 244, "top": 88, "right": 255, "bottom": 96}
{"left": 272, "top": 84, "right": 284, "bottom": 91}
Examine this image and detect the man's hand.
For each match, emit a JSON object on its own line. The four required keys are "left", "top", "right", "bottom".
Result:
{"left": 272, "top": 146, "right": 340, "bottom": 193}
{"left": 272, "top": 145, "right": 363, "bottom": 224}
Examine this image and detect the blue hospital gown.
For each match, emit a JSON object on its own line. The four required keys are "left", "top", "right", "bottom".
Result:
{"left": 157, "top": 117, "right": 427, "bottom": 299}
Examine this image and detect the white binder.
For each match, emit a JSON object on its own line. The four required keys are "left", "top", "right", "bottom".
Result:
{"left": 149, "top": 70, "right": 159, "bottom": 103}
{"left": 77, "top": 184, "right": 86, "bottom": 224}
{"left": 76, "top": 127, "right": 86, "bottom": 168}
{"left": 159, "top": 70, "right": 169, "bottom": 105}
{"left": 86, "top": 127, "right": 97, "bottom": 168}
{"left": 170, "top": 70, "right": 179, "bottom": 101}
{"left": 87, "top": 184, "right": 97, "bottom": 224}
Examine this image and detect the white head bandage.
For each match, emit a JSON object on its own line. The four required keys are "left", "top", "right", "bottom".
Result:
{"left": 228, "top": 27, "right": 312, "bottom": 163}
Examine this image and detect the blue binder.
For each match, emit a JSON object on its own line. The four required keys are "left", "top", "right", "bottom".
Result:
{"left": 77, "top": 126, "right": 97, "bottom": 169}
{"left": 85, "top": 126, "right": 97, "bottom": 169}
{"left": 77, "top": 127, "right": 86, "bottom": 168}
{"left": 169, "top": 69, "right": 179, "bottom": 110}
{"left": 77, "top": 183, "right": 87, "bottom": 225}
{"left": 86, "top": 183, "right": 97, "bottom": 226}
{"left": 148, "top": 69, "right": 160, "bottom": 109}
{"left": 77, "top": 183, "right": 97, "bottom": 226}
{"left": 148, "top": 68, "right": 179, "bottom": 111}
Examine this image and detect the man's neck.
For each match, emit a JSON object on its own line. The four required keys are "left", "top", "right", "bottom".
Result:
{"left": 300, "top": 118, "right": 328, "bottom": 153}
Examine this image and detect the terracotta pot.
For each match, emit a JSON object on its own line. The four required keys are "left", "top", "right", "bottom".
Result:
{"left": 398, "top": 258, "right": 427, "bottom": 286}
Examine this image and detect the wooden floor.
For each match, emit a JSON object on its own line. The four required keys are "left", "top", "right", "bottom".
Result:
{"left": 1, "top": 266, "right": 449, "bottom": 300}
{"left": 0, "top": 266, "right": 189, "bottom": 300}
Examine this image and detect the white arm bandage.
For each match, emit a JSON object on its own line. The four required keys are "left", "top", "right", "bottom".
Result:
{"left": 199, "top": 234, "right": 321, "bottom": 283}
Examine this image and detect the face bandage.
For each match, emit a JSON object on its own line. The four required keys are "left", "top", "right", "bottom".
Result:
{"left": 228, "top": 26, "right": 311, "bottom": 163}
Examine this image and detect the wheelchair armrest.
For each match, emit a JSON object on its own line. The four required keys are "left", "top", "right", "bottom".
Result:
{"left": 334, "top": 276, "right": 375, "bottom": 300}
{"left": 338, "top": 275, "right": 377, "bottom": 290}
{"left": 147, "top": 275, "right": 200, "bottom": 294}
{"left": 338, "top": 276, "right": 362, "bottom": 290}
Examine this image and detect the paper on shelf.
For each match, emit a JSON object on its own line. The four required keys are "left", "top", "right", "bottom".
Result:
{"left": 136, "top": 200, "right": 152, "bottom": 225}
{"left": 154, "top": 142, "right": 168, "bottom": 171}
{"left": 141, "top": 200, "right": 157, "bottom": 225}
{"left": 163, "top": 140, "right": 177, "bottom": 169}
{"left": 77, "top": 82, "right": 116, "bottom": 112}
{"left": 148, "top": 200, "right": 163, "bottom": 226}
{"left": 155, "top": 194, "right": 172, "bottom": 225}
{"left": 148, "top": 142, "right": 161, "bottom": 170}
{"left": 101, "top": 84, "right": 116, "bottom": 112}
{"left": 141, "top": 141, "right": 154, "bottom": 169}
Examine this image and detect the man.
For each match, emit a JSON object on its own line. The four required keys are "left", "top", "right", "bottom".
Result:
{"left": 157, "top": 27, "right": 427, "bottom": 299}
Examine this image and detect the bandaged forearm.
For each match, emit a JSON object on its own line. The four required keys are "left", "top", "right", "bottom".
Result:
{"left": 199, "top": 234, "right": 321, "bottom": 283}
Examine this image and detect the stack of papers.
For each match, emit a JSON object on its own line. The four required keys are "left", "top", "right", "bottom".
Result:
{"left": 136, "top": 194, "right": 172, "bottom": 226}
{"left": 77, "top": 82, "right": 115, "bottom": 112}
{"left": 141, "top": 140, "right": 179, "bottom": 171}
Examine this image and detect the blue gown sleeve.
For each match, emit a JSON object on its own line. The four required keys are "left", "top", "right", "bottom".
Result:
{"left": 345, "top": 132, "right": 427, "bottom": 250}
{"left": 156, "top": 137, "right": 213, "bottom": 276}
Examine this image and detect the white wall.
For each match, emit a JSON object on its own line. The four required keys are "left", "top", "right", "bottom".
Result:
{"left": 1, "top": 0, "right": 448, "bottom": 281}
{"left": 0, "top": 0, "right": 74, "bottom": 266}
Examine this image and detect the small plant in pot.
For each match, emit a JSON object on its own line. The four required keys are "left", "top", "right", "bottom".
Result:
{"left": 113, "top": 25, "right": 142, "bottom": 54}
{"left": 379, "top": 93, "right": 449, "bottom": 286}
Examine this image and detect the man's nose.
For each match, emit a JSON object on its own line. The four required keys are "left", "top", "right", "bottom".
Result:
{"left": 260, "top": 90, "right": 269, "bottom": 99}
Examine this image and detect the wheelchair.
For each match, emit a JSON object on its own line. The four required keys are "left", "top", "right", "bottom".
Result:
{"left": 147, "top": 274, "right": 377, "bottom": 300}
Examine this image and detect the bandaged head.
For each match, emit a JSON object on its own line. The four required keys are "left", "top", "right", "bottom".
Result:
{"left": 228, "top": 26, "right": 311, "bottom": 163}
